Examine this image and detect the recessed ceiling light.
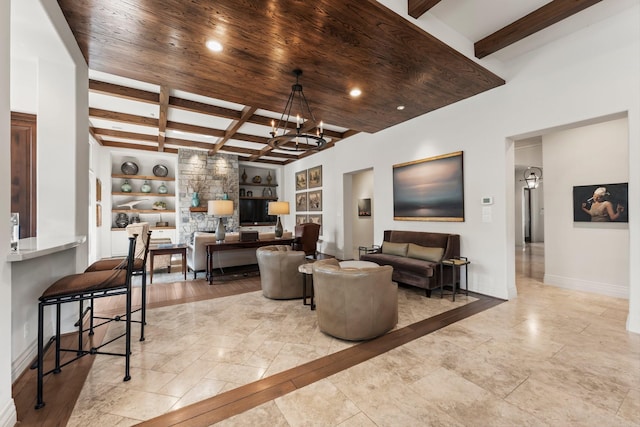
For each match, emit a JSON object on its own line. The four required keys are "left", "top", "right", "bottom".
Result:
{"left": 206, "top": 40, "right": 223, "bottom": 52}
{"left": 397, "top": 105, "right": 405, "bottom": 110}
{"left": 349, "top": 88, "right": 362, "bottom": 97}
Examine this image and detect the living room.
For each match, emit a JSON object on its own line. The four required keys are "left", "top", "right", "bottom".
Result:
{"left": 2, "top": 0, "right": 640, "bottom": 425}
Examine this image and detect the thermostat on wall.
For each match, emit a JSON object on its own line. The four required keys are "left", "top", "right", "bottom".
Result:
{"left": 481, "top": 196, "right": 493, "bottom": 205}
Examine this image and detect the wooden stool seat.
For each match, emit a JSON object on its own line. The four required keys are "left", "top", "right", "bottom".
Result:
{"left": 41, "top": 270, "right": 127, "bottom": 299}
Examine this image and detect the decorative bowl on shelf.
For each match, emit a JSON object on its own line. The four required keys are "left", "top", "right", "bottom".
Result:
{"left": 155, "top": 221, "right": 169, "bottom": 227}
{"left": 153, "top": 164, "right": 168, "bottom": 177}
{"left": 121, "top": 161, "right": 139, "bottom": 175}
{"left": 252, "top": 175, "right": 262, "bottom": 184}
{"left": 152, "top": 201, "right": 167, "bottom": 210}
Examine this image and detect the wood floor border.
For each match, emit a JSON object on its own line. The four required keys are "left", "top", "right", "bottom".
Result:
{"left": 138, "top": 292, "right": 504, "bottom": 427}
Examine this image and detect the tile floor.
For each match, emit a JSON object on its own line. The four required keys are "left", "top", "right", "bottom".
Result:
{"left": 68, "top": 245, "right": 640, "bottom": 426}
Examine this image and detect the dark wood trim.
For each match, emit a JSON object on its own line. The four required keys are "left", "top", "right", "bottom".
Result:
{"left": 209, "top": 106, "right": 258, "bottom": 155}
{"left": 408, "top": 0, "right": 442, "bottom": 19}
{"left": 10, "top": 112, "right": 37, "bottom": 238}
{"left": 474, "top": 0, "right": 602, "bottom": 58}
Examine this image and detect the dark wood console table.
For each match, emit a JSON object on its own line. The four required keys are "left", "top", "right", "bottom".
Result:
{"left": 206, "top": 238, "right": 294, "bottom": 284}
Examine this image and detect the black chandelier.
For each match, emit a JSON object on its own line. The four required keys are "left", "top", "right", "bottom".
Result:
{"left": 267, "top": 69, "right": 327, "bottom": 152}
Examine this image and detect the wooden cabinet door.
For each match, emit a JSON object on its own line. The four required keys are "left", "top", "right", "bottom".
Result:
{"left": 11, "top": 112, "right": 37, "bottom": 238}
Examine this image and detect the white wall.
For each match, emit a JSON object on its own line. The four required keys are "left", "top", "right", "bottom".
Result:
{"left": 0, "top": 0, "right": 18, "bottom": 423}
{"left": 284, "top": 5, "right": 640, "bottom": 332}
{"left": 543, "top": 118, "right": 629, "bottom": 297}
{"left": 8, "top": 0, "right": 90, "bottom": 389}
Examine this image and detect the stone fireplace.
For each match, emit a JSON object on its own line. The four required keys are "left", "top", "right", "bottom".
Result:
{"left": 178, "top": 148, "right": 239, "bottom": 243}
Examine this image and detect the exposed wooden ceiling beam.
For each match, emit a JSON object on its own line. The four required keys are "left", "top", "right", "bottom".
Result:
{"left": 169, "top": 97, "right": 241, "bottom": 121}
{"left": 209, "top": 106, "right": 258, "bottom": 156}
{"left": 92, "top": 127, "right": 158, "bottom": 142}
{"left": 101, "top": 139, "right": 178, "bottom": 154}
{"left": 89, "top": 108, "right": 158, "bottom": 127}
{"left": 89, "top": 127, "right": 102, "bottom": 145}
{"left": 158, "top": 85, "right": 169, "bottom": 152}
{"left": 89, "top": 80, "right": 159, "bottom": 104}
{"left": 166, "top": 121, "right": 226, "bottom": 138}
{"left": 474, "top": 0, "right": 602, "bottom": 58}
{"left": 408, "top": 0, "right": 442, "bottom": 19}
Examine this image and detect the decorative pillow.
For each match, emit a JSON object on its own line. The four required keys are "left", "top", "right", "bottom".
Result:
{"left": 381, "top": 241, "right": 408, "bottom": 257}
{"left": 407, "top": 243, "right": 444, "bottom": 262}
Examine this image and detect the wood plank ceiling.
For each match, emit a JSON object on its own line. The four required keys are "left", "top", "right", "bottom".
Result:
{"left": 57, "top": 0, "right": 606, "bottom": 164}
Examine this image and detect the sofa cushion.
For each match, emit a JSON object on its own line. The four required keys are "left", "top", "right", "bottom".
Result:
{"left": 407, "top": 243, "right": 444, "bottom": 262}
{"left": 381, "top": 241, "right": 408, "bottom": 257}
{"left": 361, "top": 253, "right": 436, "bottom": 277}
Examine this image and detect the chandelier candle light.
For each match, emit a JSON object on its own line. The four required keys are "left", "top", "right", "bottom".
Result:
{"left": 268, "top": 69, "right": 327, "bottom": 152}
{"left": 268, "top": 201, "right": 290, "bottom": 238}
{"left": 208, "top": 200, "right": 234, "bottom": 243}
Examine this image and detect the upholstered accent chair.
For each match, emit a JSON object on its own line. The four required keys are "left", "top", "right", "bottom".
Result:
{"left": 292, "top": 222, "right": 321, "bottom": 258}
{"left": 312, "top": 258, "right": 398, "bottom": 341}
{"left": 256, "top": 245, "right": 306, "bottom": 299}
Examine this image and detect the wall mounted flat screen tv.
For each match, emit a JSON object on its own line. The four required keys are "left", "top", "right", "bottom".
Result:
{"left": 239, "top": 199, "right": 276, "bottom": 225}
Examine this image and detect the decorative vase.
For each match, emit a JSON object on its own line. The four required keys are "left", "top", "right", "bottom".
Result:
{"left": 115, "top": 213, "right": 129, "bottom": 228}
{"left": 121, "top": 180, "right": 132, "bottom": 193}
{"left": 241, "top": 169, "right": 248, "bottom": 183}
{"left": 266, "top": 171, "right": 272, "bottom": 185}
{"left": 140, "top": 180, "right": 152, "bottom": 193}
{"left": 222, "top": 193, "right": 229, "bottom": 200}
{"left": 239, "top": 188, "right": 246, "bottom": 197}
{"left": 191, "top": 192, "right": 200, "bottom": 207}
{"left": 158, "top": 182, "right": 168, "bottom": 194}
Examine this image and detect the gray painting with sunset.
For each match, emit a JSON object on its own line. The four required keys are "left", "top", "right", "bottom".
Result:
{"left": 393, "top": 152, "right": 464, "bottom": 221}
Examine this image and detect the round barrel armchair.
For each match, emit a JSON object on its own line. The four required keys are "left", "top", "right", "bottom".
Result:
{"left": 312, "top": 258, "right": 398, "bottom": 341}
{"left": 256, "top": 245, "right": 306, "bottom": 299}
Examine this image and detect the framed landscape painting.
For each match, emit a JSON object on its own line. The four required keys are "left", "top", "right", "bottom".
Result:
{"left": 308, "top": 165, "right": 322, "bottom": 188}
{"left": 573, "top": 182, "right": 628, "bottom": 222}
{"left": 295, "top": 192, "right": 308, "bottom": 212}
{"left": 308, "top": 190, "right": 322, "bottom": 211}
{"left": 295, "top": 170, "right": 308, "bottom": 191}
{"left": 393, "top": 151, "right": 464, "bottom": 222}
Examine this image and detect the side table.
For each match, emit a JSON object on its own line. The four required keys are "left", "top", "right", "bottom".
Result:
{"left": 358, "top": 245, "right": 380, "bottom": 260}
{"left": 298, "top": 262, "right": 315, "bottom": 310}
{"left": 439, "top": 257, "right": 470, "bottom": 302}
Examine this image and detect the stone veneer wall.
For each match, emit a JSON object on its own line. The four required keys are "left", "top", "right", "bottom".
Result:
{"left": 178, "top": 149, "right": 239, "bottom": 243}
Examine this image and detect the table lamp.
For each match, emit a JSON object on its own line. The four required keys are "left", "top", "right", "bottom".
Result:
{"left": 268, "top": 201, "right": 289, "bottom": 238}
{"left": 208, "top": 200, "right": 234, "bottom": 242}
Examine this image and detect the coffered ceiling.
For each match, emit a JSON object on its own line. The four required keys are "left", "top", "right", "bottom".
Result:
{"left": 51, "top": 0, "right": 615, "bottom": 164}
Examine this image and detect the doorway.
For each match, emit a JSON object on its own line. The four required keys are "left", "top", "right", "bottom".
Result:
{"left": 343, "top": 168, "right": 374, "bottom": 260}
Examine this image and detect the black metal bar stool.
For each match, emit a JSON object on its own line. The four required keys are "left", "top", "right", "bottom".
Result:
{"left": 84, "top": 224, "right": 151, "bottom": 341}
{"left": 35, "top": 235, "right": 137, "bottom": 409}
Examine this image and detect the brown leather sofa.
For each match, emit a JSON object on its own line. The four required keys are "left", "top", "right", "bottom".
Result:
{"left": 292, "top": 222, "right": 320, "bottom": 258}
{"left": 360, "top": 230, "right": 460, "bottom": 297}
{"left": 312, "top": 258, "right": 398, "bottom": 341}
{"left": 256, "top": 245, "right": 306, "bottom": 299}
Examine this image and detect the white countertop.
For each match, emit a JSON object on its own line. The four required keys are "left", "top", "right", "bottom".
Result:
{"left": 6, "top": 235, "right": 86, "bottom": 262}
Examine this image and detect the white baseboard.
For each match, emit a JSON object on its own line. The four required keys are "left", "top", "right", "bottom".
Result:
{"left": 544, "top": 274, "right": 629, "bottom": 299}
{"left": 0, "top": 398, "right": 17, "bottom": 427}
{"left": 12, "top": 338, "right": 37, "bottom": 383}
